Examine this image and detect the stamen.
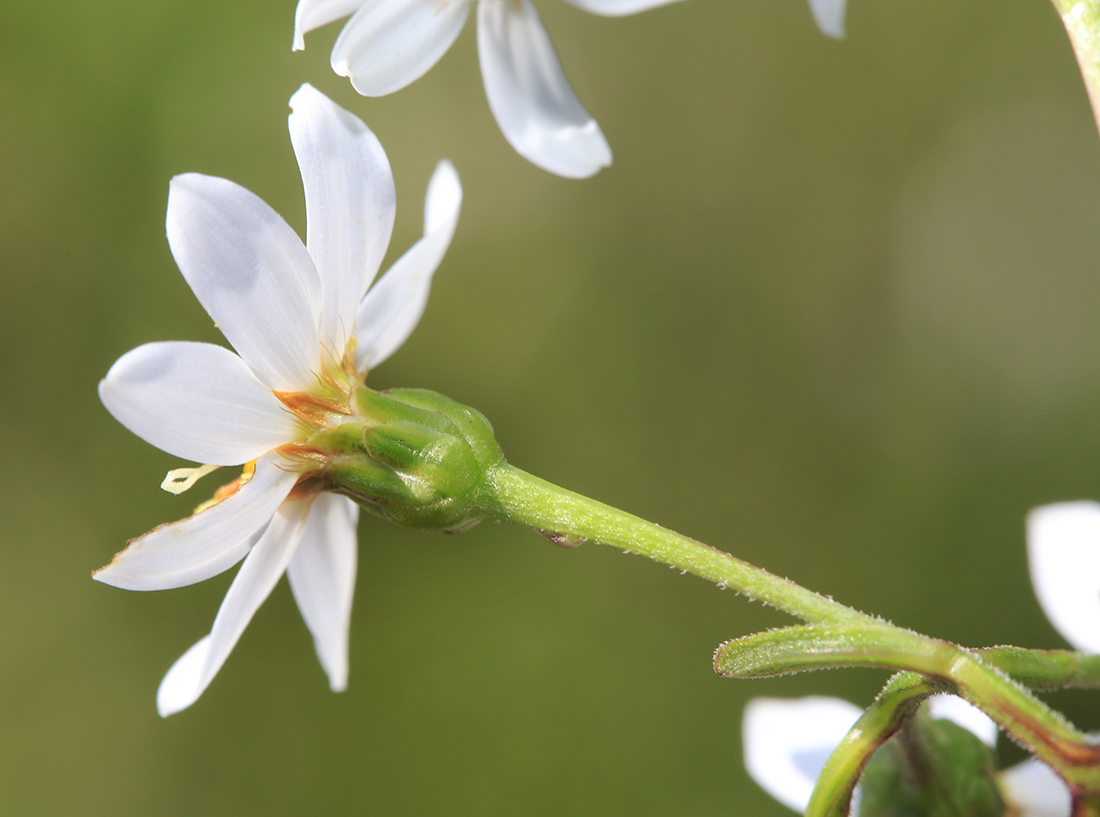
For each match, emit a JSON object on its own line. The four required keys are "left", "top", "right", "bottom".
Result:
{"left": 161, "top": 463, "right": 221, "bottom": 495}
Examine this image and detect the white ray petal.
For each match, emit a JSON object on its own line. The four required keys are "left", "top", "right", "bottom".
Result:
{"left": 167, "top": 173, "right": 323, "bottom": 393}
{"left": 331, "top": 0, "right": 471, "bottom": 97}
{"left": 288, "top": 494, "right": 359, "bottom": 691}
{"left": 807, "top": 0, "right": 846, "bottom": 39}
{"left": 926, "top": 695, "right": 998, "bottom": 747}
{"left": 293, "top": 0, "right": 366, "bottom": 50}
{"left": 99, "top": 341, "right": 300, "bottom": 466}
{"left": 742, "top": 696, "right": 862, "bottom": 813}
{"left": 559, "top": 0, "right": 684, "bottom": 16}
{"left": 1027, "top": 502, "right": 1100, "bottom": 654}
{"left": 478, "top": 0, "right": 611, "bottom": 178}
{"left": 289, "top": 85, "right": 396, "bottom": 354}
{"left": 354, "top": 160, "right": 461, "bottom": 371}
{"left": 156, "top": 497, "right": 312, "bottom": 716}
{"left": 93, "top": 454, "right": 297, "bottom": 591}
{"left": 999, "top": 759, "right": 1072, "bottom": 817}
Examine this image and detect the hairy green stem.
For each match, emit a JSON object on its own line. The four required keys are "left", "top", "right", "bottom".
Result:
{"left": 484, "top": 462, "right": 1100, "bottom": 794}
{"left": 485, "top": 462, "right": 866, "bottom": 627}
{"left": 806, "top": 673, "right": 942, "bottom": 817}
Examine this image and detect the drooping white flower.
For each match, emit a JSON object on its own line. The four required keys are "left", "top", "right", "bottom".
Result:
{"left": 742, "top": 695, "right": 1070, "bottom": 816}
{"left": 743, "top": 696, "right": 1067, "bottom": 815}
{"left": 96, "top": 83, "right": 462, "bottom": 716}
{"left": 1027, "top": 501, "right": 1100, "bottom": 654}
{"left": 292, "top": 0, "right": 693, "bottom": 178}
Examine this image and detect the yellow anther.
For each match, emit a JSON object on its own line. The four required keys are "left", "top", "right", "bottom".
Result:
{"left": 161, "top": 463, "right": 221, "bottom": 495}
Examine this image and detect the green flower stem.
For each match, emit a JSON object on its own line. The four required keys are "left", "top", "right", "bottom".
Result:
{"left": 976, "top": 646, "right": 1100, "bottom": 690}
{"left": 482, "top": 461, "right": 1100, "bottom": 793}
{"left": 323, "top": 390, "right": 1100, "bottom": 794}
{"left": 805, "top": 672, "right": 942, "bottom": 817}
{"left": 483, "top": 462, "right": 866, "bottom": 627}
{"left": 1052, "top": 0, "right": 1100, "bottom": 136}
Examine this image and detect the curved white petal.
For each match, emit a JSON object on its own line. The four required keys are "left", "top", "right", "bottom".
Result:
{"left": 156, "top": 635, "right": 212, "bottom": 717}
{"left": 99, "top": 341, "right": 300, "bottom": 466}
{"left": 293, "top": 0, "right": 365, "bottom": 50}
{"left": 354, "top": 160, "right": 461, "bottom": 371}
{"left": 999, "top": 759, "right": 1072, "bottom": 817}
{"left": 742, "top": 696, "right": 862, "bottom": 813}
{"left": 1027, "top": 502, "right": 1100, "bottom": 654}
{"left": 559, "top": 0, "right": 684, "bottom": 16}
{"left": 167, "top": 173, "right": 323, "bottom": 393}
{"left": 331, "top": 0, "right": 471, "bottom": 97}
{"left": 926, "top": 695, "right": 998, "bottom": 748}
{"left": 807, "top": 0, "right": 846, "bottom": 39}
{"left": 289, "top": 85, "right": 396, "bottom": 354}
{"left": 478, "top": 0, "right": 611, "bottom": 178}
{"left": 287, "top": 494, "right": 359, "bottom": 691}
{"left": 156, "top": 497, "right": 312, "bottom": 716}
{"left": 93, "top": 454, "right": 297, "bottom": 591}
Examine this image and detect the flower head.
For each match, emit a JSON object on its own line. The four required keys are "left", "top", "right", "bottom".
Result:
{"left": 292, "top": 0, "right": 691, "bottom": 178}
{"left": 291, "top": 0, "right": 848, "bottom": 179}
{"left": 742, "top": 695, "right": 1070, "bottom": 816}
{"left": 96, "top": 84, "right": 462, "bottom": 716}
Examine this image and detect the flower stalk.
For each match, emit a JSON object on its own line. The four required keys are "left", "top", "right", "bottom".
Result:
{"left": 315, "top": 386, "right": 1100, "bottom": 800}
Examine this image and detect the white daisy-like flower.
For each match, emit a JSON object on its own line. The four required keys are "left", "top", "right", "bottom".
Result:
{"left": 1027, "top": 501, "right": 1100, "bottom": 655}
{"left": 95, "top": 83, "right": 462, "bottom": 717}
{"left": 742, "top": 695, "right": 1070, "bottom": 816}
{"left": 292, "top": 0, "right": 691, "bottom": 178}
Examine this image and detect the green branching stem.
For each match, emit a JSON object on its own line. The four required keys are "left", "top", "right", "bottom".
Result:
{"left": 805, "top": 672, "right": 942, "bottom": 817}
{"left": 484, "top": 462, "right": 1100, "bottom": 795}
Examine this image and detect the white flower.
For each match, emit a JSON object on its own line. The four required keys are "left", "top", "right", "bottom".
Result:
{"left": 292, "top": 0, "right": 689, "bottom": 178}
{"left": 95, "top": 83, "right": 462, "bottom": 717}
{"left": 1027, "top": 501, "right": 1100, "bottom": 654}
{"left": 807, "top": 0, "right": 846, "bottom": 39}
{"left": 742, "top": 695, "right": 1071, "bottom": 816}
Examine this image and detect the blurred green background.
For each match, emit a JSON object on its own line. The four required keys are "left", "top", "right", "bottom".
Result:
{"left": 3, "top": 0, "right": 1099, "bottom": 813}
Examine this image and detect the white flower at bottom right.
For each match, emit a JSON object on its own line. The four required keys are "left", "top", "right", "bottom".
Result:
{"left": 742, "top": 695, "right": 1071, "bottom": 816}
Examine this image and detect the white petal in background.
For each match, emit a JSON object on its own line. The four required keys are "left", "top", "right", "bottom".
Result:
{"left": 166, "top": 173, "right": 323, "bottom": 393}
{"left": 478, "top": 0, "right": 611, "bottom": 178}
{"left": 560, "top": 0, "right": 684, "bottom": 16}
{"left": 289, "top": 84, "right": 396, "bottom": 352}
{"left": 331, "top": 0, "right": 471, "bottom": 97}
{"left": 999, "top": 759, "right": 1072, "bottom": 817}
{"left": 742, "top": 696, "right": 863, "bottom": 813}
{"left": 287, "top": 494, "right": 360, "bottom": 691}
{"left": 93, "top": 454, "right": 297, "bottom": 591}
{"left": 354, "top": 160, "right": 462, "bottom": 372}
{"left": 1027, "top": 501, "right": 1100, "bottom": 654}
{"left": 293, "top": 0, "right": 367, "bottom": 50}
{"left": 925, "top": 695, "right": 997, "bottom": 748}
{"left": 157, "top": 497, "right": 314, "bottom": 716}
{"left": 807, "top": 0, "right": 846, "bottom": 39}
{"left": 99, "top": 341, "right": 300, "bottom": 466}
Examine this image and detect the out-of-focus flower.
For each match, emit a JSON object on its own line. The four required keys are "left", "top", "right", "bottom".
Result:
{"left": 292, "top": 0, "right": 688, "bottom": 178}
{"left": 1027, "top": 501, "right": 1100, "bottom": 654}
{"left": 807, "top": 0, "right": 846, "bottom": 39}
{"left": 742, "top": 695, "right": 1070, "bottom": 816}
{"left": 96, "top": 83, "right": 462, "bottom": 716}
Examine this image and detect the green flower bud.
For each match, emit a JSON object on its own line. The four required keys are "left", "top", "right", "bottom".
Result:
{"left": 307, "top": 386, "right": 503, "bottom": 533}
{"left": 859, "top": 711, "right": 1005, "bottom": 817}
